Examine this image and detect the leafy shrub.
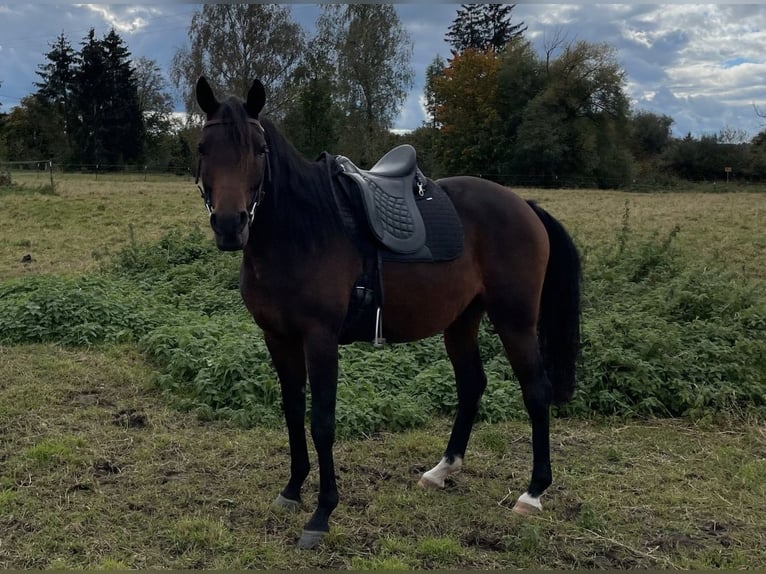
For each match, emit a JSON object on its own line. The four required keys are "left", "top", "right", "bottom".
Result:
{"left": 0, "top": 275, "right": 155, "bottom": 345}
{"left": 566, "top": 210, "right": 766, "bottom": 418}
{"left": 1, "top": 221, "right": 764, "bottom": 437}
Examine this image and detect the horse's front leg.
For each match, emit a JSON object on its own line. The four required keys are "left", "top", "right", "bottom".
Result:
{"left": 298, "top": 327, "right": 340, "bottom": 549}
{"left": 264, "top": 331, "right": 309, "bottom": 511}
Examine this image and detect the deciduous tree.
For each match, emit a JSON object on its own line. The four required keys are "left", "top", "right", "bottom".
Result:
{"left": 430, "top": 49, "right": 502, "bottom": 176}
{"left": 170, "top": 4, "right": 305, "bottom": 119}
{"left": 281, "top": 46, "right": 342, "bottom": 159}
{"left": 317, "top": 4, "right": 414, "bottom": 166}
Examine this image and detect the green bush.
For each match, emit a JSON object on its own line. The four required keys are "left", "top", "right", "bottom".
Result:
{"left": 567, "top": 211, "right": 766, "bottom": 418}
{"left": 0, "top": 275, "right": 155, "bottom": 345}
{"left": 1, "top": 223, "right": 764, "bottom": 437}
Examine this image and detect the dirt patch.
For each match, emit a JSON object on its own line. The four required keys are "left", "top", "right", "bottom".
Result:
{"left": 646, "top": 531, "right": 703, "bottom": 552}
{"left": 461, "top": 531, "right": 505, "bottom": 551}
{"left": 93, "top": 458, "right": 123, "bottom": 477}
{"left": 112, "top": 408, "right": 148, "bottom": 428}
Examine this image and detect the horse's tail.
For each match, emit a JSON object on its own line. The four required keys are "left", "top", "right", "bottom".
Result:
{"left": 527, "top": 201, "right": 582, "bottom": 405}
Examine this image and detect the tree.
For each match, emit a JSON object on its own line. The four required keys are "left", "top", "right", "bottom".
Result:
{"left": 430, "top": 32, "right": 633, "bottom": 186}
{"left": 446, "top": 4, "right": 527, "bottom": 55}
{"left": 424, "top": 55, "right": 447, "bottom": 128}
{"left": 34, "top": 33, "right": 79, "bottom": 162}
{"left": 318, "top": 4, "right": 414, "bottom": 166}
{"left": 429, "top": 49, "right": 503, "bottom": 176}
{"left": 72, "top": 28, "right": 143, "bottom": 165}
{"left": 134, "top": 56, "right": 175, "bottom": 162}
{"left": 170, "top": 4, "right": 305, "bottom": 119}
{"left": 2, "top": 95, "right": 65, "bottom": 161}
{"left": 134, "top": 57, "right": 174, "bottom": 137}
{"left": 495, "top": 36, "right": 546, "bottom": 171}
{"left": 630, "top": 111, "right": 674, "bottom": 158}
{"left": 281, "top": 42, "right": 343, "bottom": 159}
{"left": 524, "top": 40, "right": 633, "bottom": 186}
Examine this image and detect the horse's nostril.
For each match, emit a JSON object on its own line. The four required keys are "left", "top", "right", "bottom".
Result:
{"left": 239, "top": 210, "right": 249, "bottom": 228}
{"left": 210, "top": 213, "right": 219, "bottom": 230}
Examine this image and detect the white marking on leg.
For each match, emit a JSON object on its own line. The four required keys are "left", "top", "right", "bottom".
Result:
{"left": 517, "top": 492, "right": 542, "bottom": 510}
{"left": 512, "top": 491, "right": 543, "bottom": 515}
{"left": 420, "top": 456, "right": 462, "bottom": 488}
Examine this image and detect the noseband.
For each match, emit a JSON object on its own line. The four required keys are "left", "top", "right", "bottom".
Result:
{"left": 195, "top": 117, "right": 271, "bottom": 225}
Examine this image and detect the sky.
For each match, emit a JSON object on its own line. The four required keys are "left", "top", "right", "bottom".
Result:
{"left": 0, "top": 3, "right": 765, "bottom": 140}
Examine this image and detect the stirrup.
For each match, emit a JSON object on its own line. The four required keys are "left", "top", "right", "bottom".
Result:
{"left": 373, "top": 307, "right": 386, "bottom": 347}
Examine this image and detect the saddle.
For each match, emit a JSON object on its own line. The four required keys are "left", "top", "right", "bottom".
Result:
{"left": 330, "top": 145, "right": 464, "bottom": 346}
{"left": 336, "top": 145, "right": 426, "bottom": 254}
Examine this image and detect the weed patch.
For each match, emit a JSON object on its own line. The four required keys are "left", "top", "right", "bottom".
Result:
{"left": 1, "top": 204, "right": 765, "bottom": 435}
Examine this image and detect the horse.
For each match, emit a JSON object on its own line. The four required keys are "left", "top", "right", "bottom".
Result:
{"left": 193, "top": 76, "right": 581, "bottom": 549}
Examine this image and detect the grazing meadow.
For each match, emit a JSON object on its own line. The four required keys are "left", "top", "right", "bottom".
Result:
{"left": 1, "top": 172, "right": 764, "bottom": 568}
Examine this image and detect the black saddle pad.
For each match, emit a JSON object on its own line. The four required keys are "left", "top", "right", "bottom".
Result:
{"left": 382, "top": 178, "right": 463, "bottom": 263}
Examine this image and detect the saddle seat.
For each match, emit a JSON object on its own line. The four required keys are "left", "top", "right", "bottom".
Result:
{"left": 336, "top": 144, "right": 426, "bottom": 254}
{"left": 368, "top": 144, "right": 418, "bottom": 178}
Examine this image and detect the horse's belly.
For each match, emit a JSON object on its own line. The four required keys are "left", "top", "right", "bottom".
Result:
{"left": 379, "top": 260, "right": 482, "bottom": 343}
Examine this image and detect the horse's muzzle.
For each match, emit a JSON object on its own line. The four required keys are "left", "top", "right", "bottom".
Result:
{"left": 211, "top": 210, "right": 249, "bottom": 251}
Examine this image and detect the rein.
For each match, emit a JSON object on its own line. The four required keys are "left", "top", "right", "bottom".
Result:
{"left": 195, "top": 117, "right": 271, "bottom": 225}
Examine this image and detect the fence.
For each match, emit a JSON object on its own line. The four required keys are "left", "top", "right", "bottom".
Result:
{"left": 0, "top": 160, "right": 194, "bottom": 184}
{"left": 2, "top": 160, "right": 765, "bottom": 190}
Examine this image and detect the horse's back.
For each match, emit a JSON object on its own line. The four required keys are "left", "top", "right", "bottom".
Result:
{"left": 378, "top": 176, "right": 549, "bottom": 342}
{"left": 435, "top": 176, "right": 549, "bottom": 260}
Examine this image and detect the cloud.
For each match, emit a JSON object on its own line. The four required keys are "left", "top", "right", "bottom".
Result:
{"left": 0, "top": 4, "right": 764, "bottom": 139}
{"left": 75, "top": 4, "right": 161, "bottom": 34}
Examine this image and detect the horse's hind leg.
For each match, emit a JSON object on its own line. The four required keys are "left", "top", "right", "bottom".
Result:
{"left": 489, "top": 312, "right": 553, "bottom": 514}
{"left": 419, "top": 298, "right": 486, "bottom": 489}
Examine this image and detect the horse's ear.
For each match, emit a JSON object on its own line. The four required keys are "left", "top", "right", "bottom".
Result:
{"left": 196, "top": 76, "right": 219, "bottom": 117}
{"left": 246, "top": 79, "right": 266, "bottom": 118}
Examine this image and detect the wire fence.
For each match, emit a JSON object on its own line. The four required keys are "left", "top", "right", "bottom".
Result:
{"left": 2, "top": 159, "right": 765, "bottom": 190}
{"left": 0, "top": 160, "right": 194, "bottom": 184}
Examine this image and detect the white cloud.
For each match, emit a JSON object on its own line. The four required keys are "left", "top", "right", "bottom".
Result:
{"left": 75, "top": 4, "right": 159, "bottom": 34}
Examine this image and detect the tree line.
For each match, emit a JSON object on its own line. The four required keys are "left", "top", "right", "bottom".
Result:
{"left": 0, "top": 3, "right": 764, "bottom": 187}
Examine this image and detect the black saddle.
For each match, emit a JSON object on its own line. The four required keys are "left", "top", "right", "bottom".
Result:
{"left": 336, "top": 145, "right": 426, "bottom": 254}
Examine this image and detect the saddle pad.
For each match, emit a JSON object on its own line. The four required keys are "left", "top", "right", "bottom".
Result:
{"left": 382, "top": 180, "right": 463, "bottom": 263}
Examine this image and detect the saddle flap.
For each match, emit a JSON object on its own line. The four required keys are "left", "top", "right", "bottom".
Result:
{"left": 337, "top": 151, "right": 426, "bottom": 254}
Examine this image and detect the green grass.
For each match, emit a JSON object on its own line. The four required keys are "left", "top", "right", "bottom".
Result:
{"left": 1, "top": 345, "right": 765, "bottom": 568}
{"left": 0, "top": 173, "right": 765, "bottom": 567}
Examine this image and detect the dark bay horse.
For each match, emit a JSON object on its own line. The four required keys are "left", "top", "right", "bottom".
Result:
{"left": 194, "top": 77, "right": 581, "bottom": 549}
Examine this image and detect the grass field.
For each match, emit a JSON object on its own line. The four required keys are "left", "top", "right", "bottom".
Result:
{"left": 1, "top": 173, "right": 765, "bottom": 568}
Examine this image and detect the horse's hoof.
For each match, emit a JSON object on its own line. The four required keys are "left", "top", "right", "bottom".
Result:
{"left": 512, "top": 493, "right": 542, "bottom": 515}
{"left": 297, "top": 529, "right": 327, "bottom": 550}
{"left": 271, "top": 493, "right": 300, "bottom": 513}
{"left": 512, "top": 499, "right": 541, "bottom": 515}
{"left": 417, "top": 475, "right": 444, "bottom": 489}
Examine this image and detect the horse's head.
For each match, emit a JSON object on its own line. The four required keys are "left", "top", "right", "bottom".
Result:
{"left": 195, "top": 76, "right": 269, "bottom": 251}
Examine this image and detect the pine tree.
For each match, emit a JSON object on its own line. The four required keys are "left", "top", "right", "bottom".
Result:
{"left": 73, "top": 29, "right": 143, "bottom": 165}
{"left": 446, "top": 4, "right": 527, "bottom": 55}
{"left": 34, "top": 33, "right": 79, "bottom": 161}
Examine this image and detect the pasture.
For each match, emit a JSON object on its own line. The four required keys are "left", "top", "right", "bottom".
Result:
{"left": 1, "top": 173, "right": 765, "bottom": 568}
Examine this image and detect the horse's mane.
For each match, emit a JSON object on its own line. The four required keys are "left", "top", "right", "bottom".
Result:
{"left": 216, "top": 96, "right": 258, "bottom": 162}
{"left": 259, "top": 116, "right": 347, "bottom": 252}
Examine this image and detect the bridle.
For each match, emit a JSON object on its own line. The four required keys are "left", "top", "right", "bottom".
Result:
{"left": 195, "top": 117, "right": 271, "bottom": 225}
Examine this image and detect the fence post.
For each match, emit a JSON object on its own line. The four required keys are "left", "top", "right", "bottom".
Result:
{"left": 144, "top": 165, "right": 148, "bottom": 182}
{"left": 49, "top": 160, "right": 54, "bottom": 188}
{"left": 96, "top": 164, "right": 99, "bottom": 182}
